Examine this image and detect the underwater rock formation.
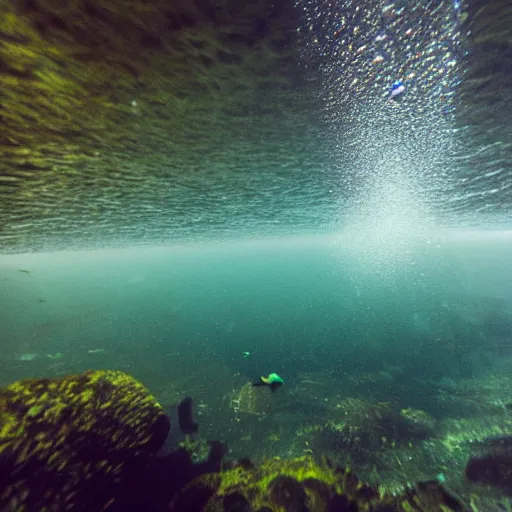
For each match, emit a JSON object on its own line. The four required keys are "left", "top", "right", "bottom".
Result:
{"left": 170, "top": 456, "right": 467, "bottom": 511}
{"left": 0, "top": 369, "right": 170, "bottom": 510}
{"left": 465, "top": 435, "right": 512, "bottom": 495}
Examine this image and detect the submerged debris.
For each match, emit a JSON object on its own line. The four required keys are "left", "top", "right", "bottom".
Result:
{"left": 231, "top": 381, "right": 274, "bottom": 415}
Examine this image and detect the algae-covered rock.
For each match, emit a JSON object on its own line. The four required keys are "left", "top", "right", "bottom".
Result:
{"left": 171, "top": 456, "right": 378, "bottom": 511}
{"left": 399, "top": 407, "right": 436, "bottom": 439}
{"left": 0, "top": 369, "right": 169, "bottom": 510}
{"left": 170, "top": 456, "right": 467, "bottom": 511}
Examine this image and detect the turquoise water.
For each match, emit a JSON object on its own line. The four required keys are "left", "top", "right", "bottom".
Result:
{"left": 2, "top": 231, "right": 511, "bottom": 486}
{"left": 3, "top": 230, "right": 511, "bottom": 384}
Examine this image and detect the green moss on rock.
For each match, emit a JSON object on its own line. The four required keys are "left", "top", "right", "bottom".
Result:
{"left": 0, "top": 369, "right": 169, "bottom": 510}
{"left": 170, "top": 456, "right": 467, "bottom": 511}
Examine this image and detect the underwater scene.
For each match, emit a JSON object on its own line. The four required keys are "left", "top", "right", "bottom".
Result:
{"left": 1, "top": 231, "right": 512, "bottom": 510}
{"left": 0, "top": 0, "right": 511, "bottom": 510}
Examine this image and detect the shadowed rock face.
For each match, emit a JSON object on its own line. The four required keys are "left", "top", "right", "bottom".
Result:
{"left": 0, "top": 0, "right": 330, "bottom": 252}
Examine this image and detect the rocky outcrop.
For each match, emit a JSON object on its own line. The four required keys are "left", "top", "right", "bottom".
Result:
{"left": 0, "top": 369, "right": 169, "bottom": 509}
{"left": 171, "top": 456, "right": 467, "bottom": 511}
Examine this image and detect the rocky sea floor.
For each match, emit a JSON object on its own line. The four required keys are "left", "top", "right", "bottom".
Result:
{"left": 150, "top": 356, "right": 512, "bottom": 507}
{"left": 1, "top": 360, "right": 511, "bottom": 510}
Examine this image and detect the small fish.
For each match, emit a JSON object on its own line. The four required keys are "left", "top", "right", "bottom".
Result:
{"left": 252, "top": 372, "right": 284, "bottom": 392}
{"left": 46, "top": 353, "right": 63, "bottom": 359}
{"left": 19, "top": 353, "right": 38, "bottom": 361}
{"left": 18, "top": 268, "right": 30, "bottom": 275}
